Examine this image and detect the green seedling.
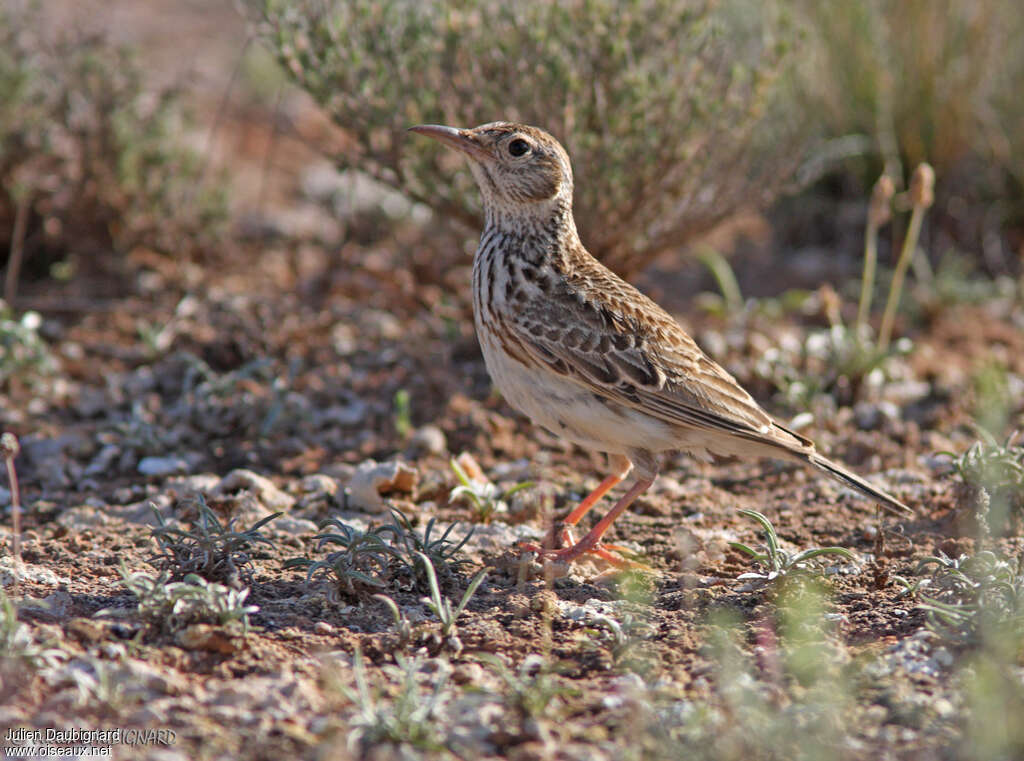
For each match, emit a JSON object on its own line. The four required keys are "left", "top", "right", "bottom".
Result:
{"left": 285, "top": 518, "right": 403, "bottom": 599}
{"left": 899, "top": 550, "right": 1024, "bottom": 646}
{"left": 102, "top": 564, "right": 259, "bottom": 634}
{"left": 342, "top": 648, "right": 451, "bottom": 755}
{"left": 415, "top": 551, "right": 487, "bottom": 638}
{"left": 0, "top": 589, "right": 65, "bottom": 672}
{"left": 449, "top": 457, "right": 534, "bottom": 523}
{"left": 729, "top": 509, "right": 855, "bottom": 582}
{"left": 1, "top": 433, "right": 21, "bottom": 566}
{"left": 390, "top": 508, "right": 475, "bottom": 583}
{"left": 150, "top": 495, "right": 281, "bottom": 585}
{"left": 579, "top": 611, "right": 656, "bottom": 673}
{"left": 374, "top": 594, "right": 413, "bottom": 646}
{"left": 393, "top": 389, "right": 412, "bottom": 439}
{"left": 940, "top": 430, "right": 1024, "bottom": 496}
{"left": 696, "top": 246, "right": 743, "bottom": 315}
{"left": 476, "top": 653, "right": 577, "bottom": 721}
{"left": 0, "top": 307, "right": 57, "bottom": 390}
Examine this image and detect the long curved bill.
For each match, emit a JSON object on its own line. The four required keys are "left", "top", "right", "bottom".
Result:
{"left": 408, "top": 124, "right": 491, "bottom": 161}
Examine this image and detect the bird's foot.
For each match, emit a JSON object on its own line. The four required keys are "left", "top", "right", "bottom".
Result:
{"left": 518, "top": 536, "right": 648, "bottom": 570}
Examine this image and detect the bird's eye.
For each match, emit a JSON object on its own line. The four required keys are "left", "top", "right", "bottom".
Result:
{"left": 507, "top": 138, "right": 530, "bottom": 157}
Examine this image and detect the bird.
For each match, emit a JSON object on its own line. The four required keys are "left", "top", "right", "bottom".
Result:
{"left": 409, "top": 121, "right": 911, "bottom": 567}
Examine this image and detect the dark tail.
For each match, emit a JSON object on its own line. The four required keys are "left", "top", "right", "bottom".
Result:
{"left": 807, "top": 452, "right": 912, "bottom": 516}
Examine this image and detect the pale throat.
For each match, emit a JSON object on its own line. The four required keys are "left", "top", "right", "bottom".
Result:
{"left": 481, "top": 194, "right": 579, "bottom": 245}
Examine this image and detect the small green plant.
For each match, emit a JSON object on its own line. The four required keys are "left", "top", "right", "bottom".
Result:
{"left": 756, "top": 321, "right": 911, "bottom": 411}
{"left": 476, "top": 653, "right": 577, "bottom": 723}
{"left": 104, "top": 565, "right": 259, "bottom": 634}
{"left": 0, "top": 305, "right": 57, "bottom": 390}
{"left": 415, "top": 551, "right": 487, "bottom": 640}
{"left": 897, "top": 550, "right": 1024, "bottom": 646}
{"left": 65, "top": 658, "right": 141, "bottom": 714}
{"left": 940, "top": 430, "right": 1024, "bottom": 534}
{"left": 341, "top": 648, "right": 452, "bottom": 756}
{"left": 579, "top": 610, "right": 657, "bottom": 674}
{"left": 449, "top": 457, "right": 534, "bottom": 524}
{"left": 149, "top": 495, "right": 281, "bottom": 586}
{"left": 757, "top": 166, "right": 933, "bottom": 412}
{"left": 1, "top": 432, "right": 21, "bottom": 565}
{"left": 0, "top": 589, "right": 64, "bottom": 673}
{"left": 729, "top": 509, "right": 855, "bottom": 583}
{"left": 284, "top": 518, "right": 403, "bottom": 600}
{"left": 695, "top": 247, "right": 744, "bottom": 317}
{"left": 287, "top": 512, "right": 477, "bottom": 600}
{"left": 373, "top": 594, "right": 413, "bottom": 647}
{"left": 942, "top": 431, "right": 1024, "bottom": 498}
{"left": 393, "top": 389, "right": 412, "bottom": 439}
{"left": 389, "top": 508, "right": 475, "bottom": 583}
{"left": 664, "top": 589, "right": 857, "bottom": 761}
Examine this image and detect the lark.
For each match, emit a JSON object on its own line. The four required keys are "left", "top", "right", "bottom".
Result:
{"left": 410, "top": 122, "right": 910, "bottom": 566}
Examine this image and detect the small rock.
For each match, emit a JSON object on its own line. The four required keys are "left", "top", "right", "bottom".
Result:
{"left": 920, "top": 453, "right": 956, "bottom": 475}
{"left": 84, "top": 444, "right": 122, "bottom": 476}
{"left": 296, "top": 474, "right": 339, "bottom": 497}
{"left": 313, "top": 621, "right": 335, "bottom": 635}
{"left": 138, "top": 456, "right": 189, "bottom": 477}
{"left": 854, "top": 401, "right": 900, "bottom": 430}
{"left": 56, "top": 505, "right": 110, "bottom": 530}
{"left": 175, "top": 624, "right": 246, "bottom": 654}
{"left": 321, "top": 400, "right": 368, "bottom": 426}
{"left": 108, "top": 495, "right": 172, "bottom": 526}
{"left": 68, "top": 618, "right": 108, "bottom": 643}
{"left": 0, "top": 557, "right": 70, "bottom": 587}
{"left": 20, "top": 591, "right": 72, "bottom": 620}
{"left": 214, "top": 469, "right": 295, "bottom": 512}
{"left": 882, "top": 379, "right": 931, "bottom": 405}
{"left": 347, "top": 459, "right": 419, "bottom": 513}
{"left": 408, "top": 425, "right": 447, "bottom": 456}
{"left": 274, "top": 515, "right": 318, "bottom": 535}
{"left": 168, "top": 474, "right": 222, "bottom": 494}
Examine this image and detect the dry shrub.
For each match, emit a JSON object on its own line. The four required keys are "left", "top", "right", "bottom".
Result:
{"left": 0, "top": 1, "right": 227, "bottom": 291}
{"left": 251, "top": 0, "right": 808, "bottom": 278}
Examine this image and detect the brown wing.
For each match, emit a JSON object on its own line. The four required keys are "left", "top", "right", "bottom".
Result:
{"left": 508, "top": 257, "right": 799, "bottom": 446}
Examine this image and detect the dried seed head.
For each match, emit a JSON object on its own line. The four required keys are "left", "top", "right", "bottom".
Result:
{"left": 868, "top": 175, "right": 894, "bottom": 228}
{"left": 819, "top": 283, "right": 842, "bottom": 327}
{"left": 0, "top": 432, "right": 19, "bottom": 460}
{"left": 909, "top": 163, "right": 935, "bottom": 208}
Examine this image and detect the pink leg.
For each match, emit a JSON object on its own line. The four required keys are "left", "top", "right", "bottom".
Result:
{"left": 522, "top": 474, "right": 655, "bottom": 568}
{"left": 551, "top": 477, "right": 655, "bottom": 564}
{"left": 542, "top": 454, "right": 633, "bottom": 549}
{"left": 562, "top": 472, "right": 624, "bottom": 527}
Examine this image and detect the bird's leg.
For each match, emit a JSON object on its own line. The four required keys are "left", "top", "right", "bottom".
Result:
{"left": 520, "top": 452, "right": 655, "bottom": 565}
{"left": 553, "top": 454, "right": 633, "bottom": 548}
{"left": 552, "top": 476, "right": 655, "bottom": 564}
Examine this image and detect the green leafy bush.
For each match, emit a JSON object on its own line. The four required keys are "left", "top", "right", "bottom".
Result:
{"left": 252, "top": 0, "right": 806, "bottom": 276}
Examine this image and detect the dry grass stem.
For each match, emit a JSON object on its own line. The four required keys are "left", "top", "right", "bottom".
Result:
{"left": 856, "top": 174, "right": 894, "bottom": 333}
{"left": 878, "top": 163, "right": 935, "bottom": 350}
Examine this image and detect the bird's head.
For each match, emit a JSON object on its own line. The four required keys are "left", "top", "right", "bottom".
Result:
{"left": 410, "top": 121, "right": 573, "bottom": 219}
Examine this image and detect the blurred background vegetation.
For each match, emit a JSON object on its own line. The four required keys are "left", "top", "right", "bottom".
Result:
{"left": 1, "top": 0, "right": 1020, "bottom": 304}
